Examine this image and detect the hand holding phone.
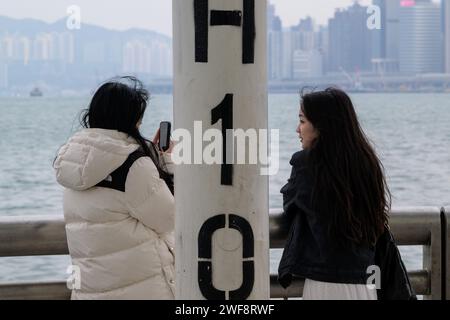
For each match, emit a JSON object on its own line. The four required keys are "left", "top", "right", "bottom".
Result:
{"left": 158, "top": 121, "right": 172, "bottom": 152}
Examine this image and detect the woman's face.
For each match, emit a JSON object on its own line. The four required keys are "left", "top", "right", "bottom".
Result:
{"left": 297, "top": 109, "right": 318, "bottom": 149}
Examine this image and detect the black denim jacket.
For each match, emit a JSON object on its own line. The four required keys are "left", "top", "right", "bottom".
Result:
{"left": 278, "top": 150, "right": 376, "bottom": 289}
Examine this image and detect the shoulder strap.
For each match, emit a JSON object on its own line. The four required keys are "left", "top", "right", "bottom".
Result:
{"left": 96, "top": 148, "right": 147, "bottom": 192}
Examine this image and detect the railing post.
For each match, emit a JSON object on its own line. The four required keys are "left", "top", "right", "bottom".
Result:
{"left": 419, "top": 207, "right": 442, "bottom": 300}
{"left": 444, "top": 207, "right": 449, "bottom": 300}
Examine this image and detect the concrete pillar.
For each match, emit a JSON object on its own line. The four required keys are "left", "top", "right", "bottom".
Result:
{"left": 173, "top": 0, "right": 269, "bottom": 300}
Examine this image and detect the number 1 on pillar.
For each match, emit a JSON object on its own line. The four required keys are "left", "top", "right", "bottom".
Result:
{"left": 211, "top": 94, "right": 233, "bottom": 186}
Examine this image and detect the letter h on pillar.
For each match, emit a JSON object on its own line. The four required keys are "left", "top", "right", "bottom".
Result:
{"left": 194, "top": 0, "right": 256, "bottom": 64}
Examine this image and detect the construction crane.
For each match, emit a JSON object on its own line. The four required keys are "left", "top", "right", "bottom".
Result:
{"left": 339, "top": 66, "right": 363, "bottom": 91}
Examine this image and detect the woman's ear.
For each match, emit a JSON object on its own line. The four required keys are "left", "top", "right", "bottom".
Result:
{"left": 313, "top": 126, "right": 320, "bottom": 139}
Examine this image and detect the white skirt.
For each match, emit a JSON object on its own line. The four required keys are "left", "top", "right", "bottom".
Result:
{"left": 303, "top": 279, "right": 378, "bottom": 300}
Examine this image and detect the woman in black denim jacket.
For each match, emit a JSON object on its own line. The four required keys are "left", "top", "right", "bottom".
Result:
{"left": 278, "top": 88, "right": 391, "bottom": 300}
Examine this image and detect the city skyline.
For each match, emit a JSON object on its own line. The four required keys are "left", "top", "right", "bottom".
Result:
{"left": 0, "top": 15, "right": 173, "bottom": 92}
{"left": 1, "top": 0, "right": 376, "bottom": 36}
{"left": 0, "top": 0, "right": 442, "bottom": 35}
{"left": 1, "top": 0, "right": 450, "bottom": 94}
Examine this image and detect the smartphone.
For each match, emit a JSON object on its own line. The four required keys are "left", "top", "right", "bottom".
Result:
{"left": 159, "top": 121, "right": 172, "bottom": 152}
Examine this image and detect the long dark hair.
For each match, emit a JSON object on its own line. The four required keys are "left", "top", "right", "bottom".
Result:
{"left": 301, "top": 87, "right": 390, "bottom": 246}
{"left": 81, "top": 76, "right": 161, "bottom": 169}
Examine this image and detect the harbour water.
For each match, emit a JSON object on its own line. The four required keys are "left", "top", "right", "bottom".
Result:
{"left": 1, "top": 93, "right": 449, "bottom": 283}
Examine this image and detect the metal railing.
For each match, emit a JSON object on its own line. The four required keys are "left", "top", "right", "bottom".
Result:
{"left": 0, "top": 207, "right": 447, "bottom": 300}
{"left": 445, "top": 207, "right": 449, "bottom": 301}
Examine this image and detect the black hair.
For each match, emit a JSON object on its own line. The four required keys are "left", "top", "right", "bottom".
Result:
{"left": 81, "top": 76, "right": 161, "bottom": 170}
{"left": 301, "top": 87, "right": 390, "bottom": 246}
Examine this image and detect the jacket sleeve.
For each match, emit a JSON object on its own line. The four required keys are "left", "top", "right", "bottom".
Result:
{"left": 158, "top": 152, "right": 175, "bottom": 195}
{"left": 280, "top": 171, "right": 304, "bottom": 234}
{"left": 125, "top": 156, "right": 175, "bottom": 235}
{"left": 160, "top": 152, "right": 175, "bottom": 175}
{"left": 280, "top": 151, "right": 314, "bottom": 229}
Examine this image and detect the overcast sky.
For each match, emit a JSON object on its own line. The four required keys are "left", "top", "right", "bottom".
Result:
{"left": 1, "top": 0, "right": 380, "bottom": 36}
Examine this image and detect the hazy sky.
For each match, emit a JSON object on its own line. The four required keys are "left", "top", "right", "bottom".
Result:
{"left": 2, "top": 0, "right": 372, "bottom": 36}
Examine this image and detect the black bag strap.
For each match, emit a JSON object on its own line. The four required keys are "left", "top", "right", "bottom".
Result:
{"left": 375, "top": 228, "right": 417, "bottom": 300}
{"left": 96, "top": 147, "right": 175, "bottom": 195}
{"left": 96, "top": 149, "right": 147, "bottom": 192}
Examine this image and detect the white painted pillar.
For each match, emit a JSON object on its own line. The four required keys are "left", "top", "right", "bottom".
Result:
{"left": 173, "top": 0, "right": 269, "bottom": 300}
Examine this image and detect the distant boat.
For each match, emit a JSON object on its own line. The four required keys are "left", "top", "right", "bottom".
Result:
{"left": 30, "top": 87, "right": 43, "bottom": 97}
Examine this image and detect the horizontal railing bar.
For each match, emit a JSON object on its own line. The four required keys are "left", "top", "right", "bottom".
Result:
{"left": 0, "top": 207, "right": 441, "bottom": 257}
{"left": 0, "top": 281, "right": 71, "bottom": 300}
{"left": 0, "top": 215, "right": 68, "bottom": 257}
{"left": 270, "top": 207, "right": 442, "bottom": 249}
{"left": 0, "top": 270, "right": 429, "bottom": 300}
{"left": 0, "top": 207, "right": 442, "bottom": 300}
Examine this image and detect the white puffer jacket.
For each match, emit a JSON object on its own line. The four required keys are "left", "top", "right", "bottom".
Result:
{"left": 54, "top": 128, "right": 175, "bottom": 300}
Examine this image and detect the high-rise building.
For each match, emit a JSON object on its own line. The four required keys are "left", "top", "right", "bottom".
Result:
{"left": 33, "top": 33, "right": 54, "bottom": 61}
{"left": 16, "top": 37, "right": 31, "bottom": 65}
{"left": 123, "top": 40, "right": 150, "bottom": 74}
{"left": 268, "top": 31, "right": 283, "bottom": 80}
{"left": 267, "top": 3, "right": 274, "bottom": 30}
{"left": 267, "top": 3, "right": 283, "bottom": 80}
{"left": 0, "top": 35, "right": 31, "bottom": 65}
{"left": 317, "top": 26, "right": 329, "bottom": 73}
{"left": 57, "top": 33, "right": 75, "bottom": 65}
{"left": 385, "top": 0, "right": 401, "bottom": 70}
{"left": 370, "top": 0, "right": 401, "bottom": 73}
{"left": 123, "top": 39, "right": 172, "bottom": 77}
{"left": 328, "top": 3, "right": 374, "bottom": 73}
{"left": 283, "top": 17, "right": 318, "bottom": 79}
{"left": 293, "top": 49, "right": 323, "bottom": 78}
{"left": 291, "top": 17, "right": 316, "bottom": 52}
{"left": 149, "top": 41, "right": 173, "bottom": 77}
{"left": 444, "top": 0, "right": 450, "bottom": 73}
{"left": 281, "top": 30, "right": 295, "bottom": 79}
{"left": 399, "top": 0, "right": 443, "bottom": 74}
{"left": 0, "top": 36, "right": 14, "bottom": 59}
{"left": 268, "top": 3, "right": 321, "bottom": 80}
{"left": 373, "top": 0, "right": 401, "bottom": 61}
{"left": 372, "top": 0, "right": 386, "bottom": 60}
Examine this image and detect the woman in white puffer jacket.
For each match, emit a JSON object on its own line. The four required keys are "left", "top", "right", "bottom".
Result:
{"left": 54, "top": 77, "right": 175, "bottom": 300}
